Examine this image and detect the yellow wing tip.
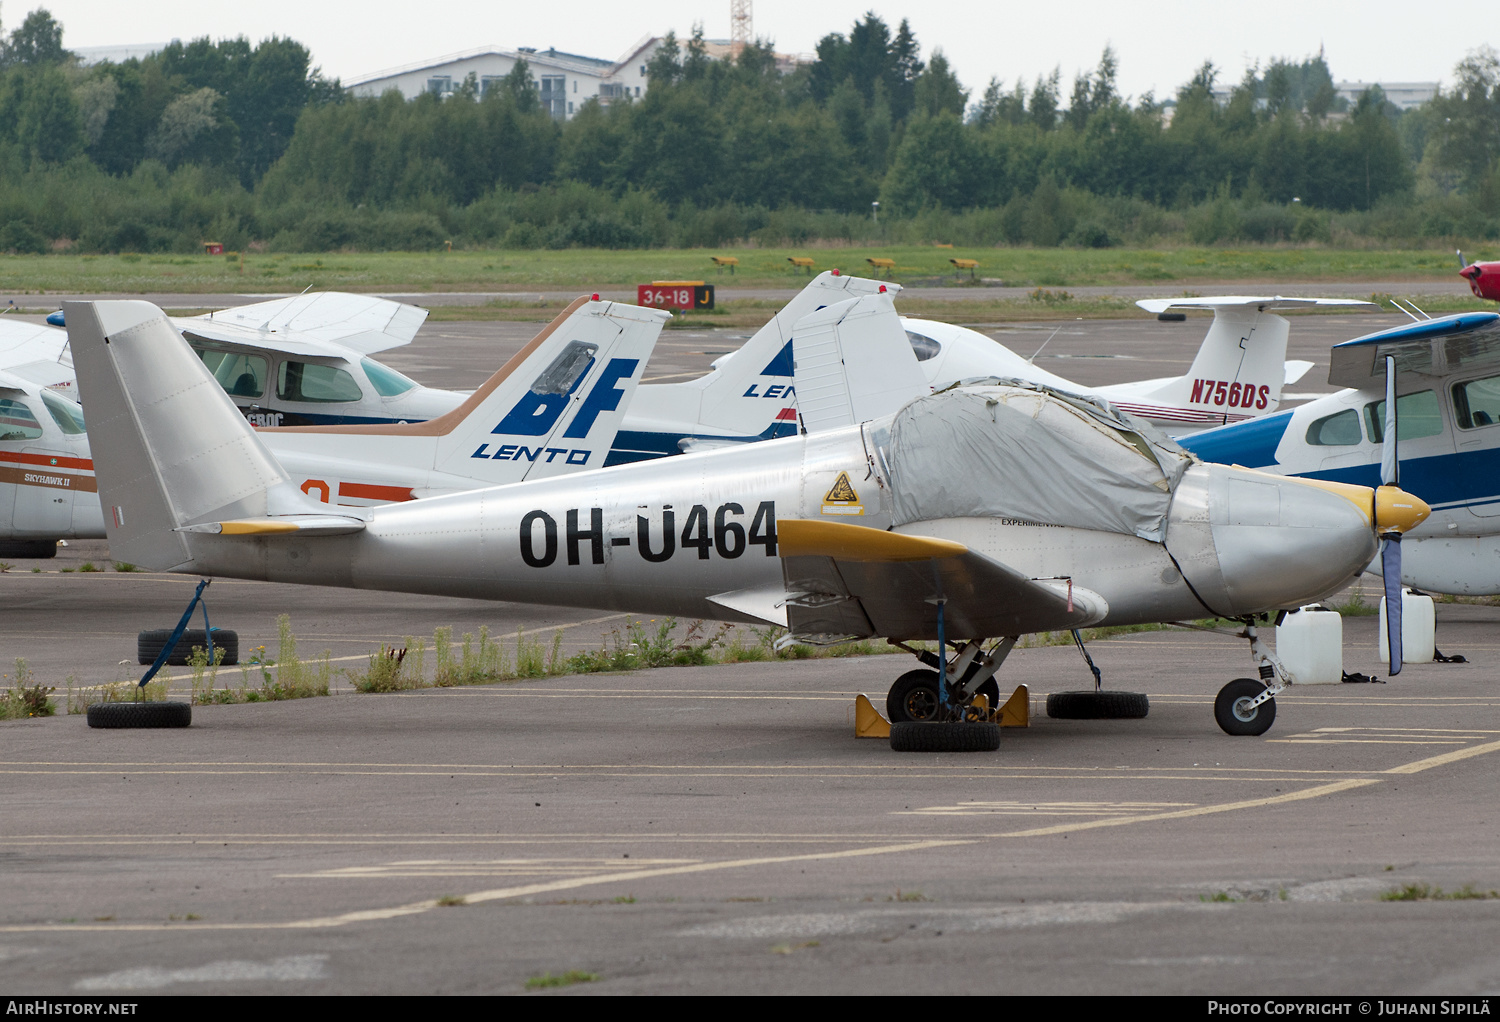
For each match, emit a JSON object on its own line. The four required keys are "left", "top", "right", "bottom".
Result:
{"left": 778, "top": 519, "right": 968, "bottom": 562}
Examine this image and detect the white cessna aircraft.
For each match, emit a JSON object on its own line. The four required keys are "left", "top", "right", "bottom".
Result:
{"left": 70, "top": 296, "right": 1429, "bottom": 741}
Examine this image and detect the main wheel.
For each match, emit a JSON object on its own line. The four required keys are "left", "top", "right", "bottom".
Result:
{"left": 137, "top": 629, "right": 238, "bottom": 666}
{"left": 890, "top": 721, "right": 1001, "bottom": 752}
{"left": 886, "top": 670, "right": 1001, "bottom": 723}
{"left": 87, "top": 701, "right": 192, "bottom": 729}
{"left": 1046, "top": 690, "right": 1150, "bottom": 719}
{"left": 1214, "top": 678, "right": 1276, "bottom": 736}
{"left": 0, "top": 540, "right": 57, "bottom": 559}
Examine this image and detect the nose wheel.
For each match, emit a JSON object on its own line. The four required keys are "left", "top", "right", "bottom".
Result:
{"left": 1214, "top": 678, "right": 1277, "bottom": 736}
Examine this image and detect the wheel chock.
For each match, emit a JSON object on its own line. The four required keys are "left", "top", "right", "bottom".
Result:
{"left": 999, "top": 684, "right": 1030, "bottom": 728}
{"left": 854, "top": 693, "right": 891, "bottom": 738}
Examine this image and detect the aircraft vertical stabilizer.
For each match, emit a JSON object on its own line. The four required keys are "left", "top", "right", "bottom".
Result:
{"left": 65, "top": 300, "right": 320, "bottom": 570}
{"left": 611, "top": 271, "right": 899, "bottom": 461}
{"left": 792, "top": 293, "right": 928, "bottom": 433}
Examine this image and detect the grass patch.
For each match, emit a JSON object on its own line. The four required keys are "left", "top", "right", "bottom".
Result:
{"left": 1200, "top": 892, "right": 1242, "bottom": 903}
{"left": 0, "top": 659, "right": 55, "bottom": 719}
{"left": 525, "top": 970, "right": 598, "bottom": 990}
{"left": 611, "top": 895, "right": 636, "bottom": 904}
{"left": 78, "top": 562, "right": 99, "bottom": 572}
{"left": 1330, "top": 589, "right": 1380, "bottom": 616}
{"left": 435, "top": 895, "right": 466, "bottom": 907}
{"left": 1380, "top": 883, "right": 1500, "bottom": 901}
{"left": 113, "top": 562, "right": 139, "bottom": 572}
{"left": 770, "top": 941, "right": 820, "bottom": 954}
{"left": 0, "top": 247, "right": 1477, "bottom": 297}
{"left": 890, "top": 889, "right": 927, "bottom": 902}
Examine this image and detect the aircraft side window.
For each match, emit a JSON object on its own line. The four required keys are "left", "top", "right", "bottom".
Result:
{"left": 361, "top": 357, "right": 418, "bottom": 397}
{"left": 1364, "top": 390, "right": 1443, "bottom": 443}
{"left": 278, "top": 361, "right": 364, "bottom": 403}
{"left": 0, "top": 398, "right": 43, "bottom": 440}
{"left": 1452, "top": 375, "right": 1500, "bottom": 429}
{"left": 40, "top": 390, "right": 86, "bottom": 435}
{"left": 1304, "top": 408, "right": 1361, "bottom": 446}
{"left": 195, "top": 346, "right": 268, "bottom": 399}
{"left": 905, "top": 331, "right": 942, "bottom": 362}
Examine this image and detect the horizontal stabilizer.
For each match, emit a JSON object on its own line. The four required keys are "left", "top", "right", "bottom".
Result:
{"left": 179, "top": 292, "right": 428, "bottom": 356}
{"left": 1136, "top": 296, "right": 1376, "bottom": 314}
{"left": 1284, "top": 360, "right": 1315, "bottom": 386}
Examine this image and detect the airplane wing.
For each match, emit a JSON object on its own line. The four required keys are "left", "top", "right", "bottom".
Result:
{"left": 177, "top": 292, "right": 428, "bottom": 355}
{"left": 0, "top": 319, "right": 75, "bottom": 392}
{"left": 1135, "top": 296, "right": 1376, "bottom": 314}
{"left": 776, "top": 519, "right": 1106, "bottom": 643}
{"left": 1328, "top": 312, "right": 1500, "bottom": 389}
{"left": 792, "top": 292, "right": 929, "bottom": 433}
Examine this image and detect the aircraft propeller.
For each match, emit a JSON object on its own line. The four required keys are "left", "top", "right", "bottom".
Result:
{"left": 1379, "top": 354, "right": 1405, "bottom": 674}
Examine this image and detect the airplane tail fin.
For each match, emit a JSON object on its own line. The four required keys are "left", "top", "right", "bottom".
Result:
{"left": 1109, "top": 297, "right": 1372, "bottom": 421}
{"left": 615, "top": 271, "right": 898, "bottom": 459}
{"left": 66, "top": 300, "right": 330, "bottom": 570}
{"left": 793, "top": 292, "right": 928, "bottom": 433}
{"left": 430, "top": 298, "right": 667, "bottom": 480}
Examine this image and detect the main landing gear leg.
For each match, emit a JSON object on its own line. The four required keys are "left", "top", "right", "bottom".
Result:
{"left": 1213, "top": 619, "right": 1287, "bottom": 737}
{"left": 1045, "top": 629, "right": 1150, "bottom": 720}
{"left": 884, "top": 624, "right": 1006, "bottom": 752}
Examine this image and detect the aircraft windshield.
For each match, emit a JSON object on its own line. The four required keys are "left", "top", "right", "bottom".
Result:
{"left": 0, "top": 397, "right": 42, "bottom": 440}
{"left": 361, "top": 358, "right": 417, "bottom": 397}
{"left": 905, "top": 331, "right": 941, "bottom": 362}
{"left": 41, "top": 390, "right": 86, "bottom": 435}
{"left": 195, "top": 346, "right": 268, "bottom": 399}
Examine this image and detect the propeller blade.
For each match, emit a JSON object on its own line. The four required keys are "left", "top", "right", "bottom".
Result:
{"left": 1381, "top": 355, "right": 1399, "bottom": 487}
{"left": 1382, "top": 536, "right": 1403, "bottom": 676}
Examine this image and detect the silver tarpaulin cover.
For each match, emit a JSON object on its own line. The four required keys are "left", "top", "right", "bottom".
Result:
{"left": 883, "top": 382, "right": 1195, "bottom": 542}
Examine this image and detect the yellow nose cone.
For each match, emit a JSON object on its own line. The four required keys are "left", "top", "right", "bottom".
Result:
{"left": 1375, "top": 485, "right": 1431, "bottom": 535}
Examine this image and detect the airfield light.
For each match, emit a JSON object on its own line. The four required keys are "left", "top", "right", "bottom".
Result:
{"left": 831, "top": 268, "right": 840, "bottom": 275}
{"left": 592, "top": 293, "right": 600, "bottom": 301}
{"left": 879, "top": 285, "right": 887, "bottom": 293}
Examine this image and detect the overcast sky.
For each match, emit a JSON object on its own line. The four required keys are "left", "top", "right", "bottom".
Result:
{"left": 22, "top": 0, "right": 1481, "bottom": 102}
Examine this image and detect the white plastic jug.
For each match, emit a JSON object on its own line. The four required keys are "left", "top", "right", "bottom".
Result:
{"left": 1275, "top": 606, "right": 1343, "bottom": 684}
{"left": 1379, "top": 588, "right": 1436, "bottom": 665}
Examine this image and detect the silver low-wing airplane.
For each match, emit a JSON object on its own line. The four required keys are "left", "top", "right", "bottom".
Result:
{"left": 70, "top": 298, "right": 1430, "bottom": 741}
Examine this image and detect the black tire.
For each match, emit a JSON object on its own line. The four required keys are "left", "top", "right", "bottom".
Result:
{"left": 1214, "top": 678, "right": 1276, "bottom": 736}
{"left": 0, "top": 540, "right": 57, "bottom": 559}
{"left": 890, "top": 721, "right": 1001, "bottom": 752}
{"left": 1046, "top": 690, "right": 1150, "bottom": 719}
{"left": 886, "top": 669, "right": 1001, "bottom": 723}
{"left": 87, "top": 701, "right": 192, "bottom": 729}
{"left": 137, "top": 629, "right": 238, "bottom": 666}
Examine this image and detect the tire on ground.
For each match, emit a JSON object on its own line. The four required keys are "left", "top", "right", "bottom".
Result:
{"left": 87, "top": 701, "right": 192, "bottom": 729}
{"left": 0, "top": 540, "right": 57, "bottom": 559}
{"left": 136, "top": 629, "right": 239, "bottom": 666}
{"left": 889, "top": 721, "right": 1001, "bottom": 752}
{"left": 887, "top": 670, "right": 1003, "bottom": 723}
{"left": 1214, "top": 678, "right": 1276, "bottom": 736}
{"left": 1045, "top": 690, "right": 1150, "bottom": 719}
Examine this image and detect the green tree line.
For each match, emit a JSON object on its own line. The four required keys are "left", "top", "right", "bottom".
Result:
{"left": 0, "top": 7, "right": 1498, "bottom": 253}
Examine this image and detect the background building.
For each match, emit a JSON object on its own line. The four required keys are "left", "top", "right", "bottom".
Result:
{"left": 346, "top": 37, "right": 661, "bottom": 119}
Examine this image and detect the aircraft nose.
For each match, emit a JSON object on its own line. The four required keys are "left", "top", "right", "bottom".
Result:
{"left": 1167, "top": 465, "right": 1380, "bottom": 617}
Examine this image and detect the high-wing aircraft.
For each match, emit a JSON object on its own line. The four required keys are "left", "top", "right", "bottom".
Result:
{"left": 40, "top": 292, "right": 459, "bottom": 427}
{"left": 69, "top": 296, "right": 1430, "bottom": 741}
{"left": 0, "top": 360, "right": 92, "bottom": 557}
{"left": 1181, "top": 310, "right": 1500, "bottom": 598}
{"left": 898, "top": 297, "right": 1364, "bottom": 433}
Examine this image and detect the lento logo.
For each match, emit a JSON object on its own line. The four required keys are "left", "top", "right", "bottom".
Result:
{"left": 742, "top": 340, "right": 796, "bottom": 399}
{"left": 473, "top": 345, "right": 640, "bottom": 466}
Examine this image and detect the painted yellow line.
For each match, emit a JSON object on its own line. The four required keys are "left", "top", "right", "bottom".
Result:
{"left": 997, "top": 779, "right": 1383, "bottom": 838}
{"left": 0, "top": 838, "right": 968, "bottom": 933}
{"left": 1383, "top": 738, "right": 1500, "bottom": 775}
{"left": 1268, "top": 740, "right": 1468, "bottom": 746}
{"left": 0, "top": 760, "right": 1382, "bottom": 774}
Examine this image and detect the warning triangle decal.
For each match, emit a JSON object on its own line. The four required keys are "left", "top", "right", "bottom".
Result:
{"left": 824, "top": 472, "right": 859, "bottom": 503}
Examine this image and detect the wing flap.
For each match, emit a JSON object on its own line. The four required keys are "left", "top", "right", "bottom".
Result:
{"left": 176, "top": 514, "right": 367, "bottom": 536}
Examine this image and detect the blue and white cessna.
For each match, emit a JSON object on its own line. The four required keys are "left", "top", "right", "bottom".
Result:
{"left": 1181, "top": 312, "right": 1500, "bottom": 597}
